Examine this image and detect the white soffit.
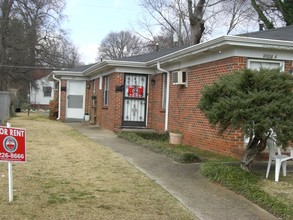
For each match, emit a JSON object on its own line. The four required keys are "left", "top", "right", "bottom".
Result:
{"left": 147, "top": 35, "right": 293, "bottom": 66}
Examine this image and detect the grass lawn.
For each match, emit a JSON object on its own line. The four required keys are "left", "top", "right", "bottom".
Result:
{"left": 0, "top": 113, "right": 195, "bottom": 220}
{"left": 201, "top": 163, "right": 293, "bottom": 220}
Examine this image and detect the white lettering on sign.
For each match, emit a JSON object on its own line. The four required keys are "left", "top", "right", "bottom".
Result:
{"left": 0, "top": 128, "right": 8, "bottom": 135}
{"left": 263, "top": 54, "right": 277, "bottom": 59}
{"left": 9, "top": 129, "right": 25, "bottom": 137}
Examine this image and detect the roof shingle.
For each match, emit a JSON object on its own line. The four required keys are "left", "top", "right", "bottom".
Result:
{"left": 238, "top": 25, "right": 293, "bottom": 42}
{"left": 114, "top": 45, "right": 190, "bottom": 62}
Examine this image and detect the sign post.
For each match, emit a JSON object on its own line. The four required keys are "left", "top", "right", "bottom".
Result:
{"left": 8, "top": 160, "right": 13, "bottom": 202}
{"left": 0, "top": 123, "right": 26, "bottom": 202}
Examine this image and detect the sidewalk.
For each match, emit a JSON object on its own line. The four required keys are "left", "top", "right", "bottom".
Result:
{"left": 69, "top": 123, "right": 277, "bottom": 220}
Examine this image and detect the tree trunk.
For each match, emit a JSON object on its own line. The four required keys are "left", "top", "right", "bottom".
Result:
{"left": 240, "top": 136, "right": 267, "bottom": 171}
{"left": 1, "top": 0, "right": 14, "bottom": 91}
{"left": 188, "top": 0, "right": 205, "bottom": 45}
{"left": 251, "top": 0, "right": 274, "bottom": 29}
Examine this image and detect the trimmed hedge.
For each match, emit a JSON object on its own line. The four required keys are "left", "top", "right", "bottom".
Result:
{"left": 117, "top": 131, "right": 201, "bottom": 163}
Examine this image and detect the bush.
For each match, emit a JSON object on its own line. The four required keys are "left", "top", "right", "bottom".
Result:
{"left": 49, "top": 99, "right": 58, "bottom": 120}
{"left": 117, "top": 131, "right": 200, "bottom": 163}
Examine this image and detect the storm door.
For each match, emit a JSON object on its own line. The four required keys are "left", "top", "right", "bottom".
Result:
{"left": 66, "top": 81, "right": 85, "bottom": 119}
{"left": 122, "top": 74, "right": 148, "bottom": 127}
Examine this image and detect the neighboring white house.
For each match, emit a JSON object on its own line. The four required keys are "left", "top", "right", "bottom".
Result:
{"left": 30, "top": 74, "right": 54, "bottom": 110}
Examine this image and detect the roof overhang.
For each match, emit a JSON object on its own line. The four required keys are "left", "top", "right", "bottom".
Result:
{"left": 146, "top": 35, "right": 293, "bottom": 66}
{"left": 48, "top": 70, "right": 90, "bottom": 81}
{"left": 83, "top": 60, "right": 149, "bottom": 76}
{"left": 49, "top": 35, "right": 293, "bottom": 80}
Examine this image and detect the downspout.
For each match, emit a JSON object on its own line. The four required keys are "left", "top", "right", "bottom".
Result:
{"left": 157, "top": 62, "right": 170, "bottom": 132}
{"left": 52, "top": 73, "right": 61, "bottom": 120}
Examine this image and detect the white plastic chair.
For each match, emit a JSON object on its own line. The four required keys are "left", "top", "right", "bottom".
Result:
{"left": 266, "top": 137, "right": 293, "bottom": 182}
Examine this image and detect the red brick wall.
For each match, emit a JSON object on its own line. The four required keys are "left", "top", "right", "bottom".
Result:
{"left": 163, "top": 57, "right": 293, "bottom": 158}
{"left": 285, "top": 60, "right": 293, "bottom": 72}
{"left": 60, "top": 80, "right": 67, "bottom": 121}
{"left": 85, "top": 82, "right": 90, "bottom": 114}
{"left": 148, "top": 74, "right": 166, "bottom": 132}
{"left": 88, "top": 79, "right": 96, "bottom": 124}
{"left": 95, "top": 78, "right": 103, "bottom": 126}
{"left": 94, "top": 73, "right": 124, "bottom": 131}
{"left": 167, "top": 57, "right": 248, "bottom": 158}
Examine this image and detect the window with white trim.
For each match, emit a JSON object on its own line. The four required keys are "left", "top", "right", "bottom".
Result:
{"left": 162, "top": 73, "right": 167, "bottom": 110}
{"left": 104, "top": 76, "right": 109, "bottom": 106}
{"left": 248, "top": 59, "right": 285, "bottom": 71}
{"left": 99, "top": 76, "right": 103, "bottom": 90}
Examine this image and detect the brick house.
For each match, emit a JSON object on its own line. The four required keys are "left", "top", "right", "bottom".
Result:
{"left": 50, "top": 26, "right": 293, "bottom": 159}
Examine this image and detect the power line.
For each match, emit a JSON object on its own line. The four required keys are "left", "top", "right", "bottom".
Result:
{"left": 68, "top": 3, "right": 138, "bottom": 11}
{"left": 0, "top": 64, "right": 58, "bottom": 70}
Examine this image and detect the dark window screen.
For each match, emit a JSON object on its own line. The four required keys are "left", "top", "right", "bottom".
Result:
{"left": 68, "top": 95, "right": 83, "bottom": 108}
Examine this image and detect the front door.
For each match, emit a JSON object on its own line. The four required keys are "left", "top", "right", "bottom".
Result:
{"left": 66, "top": 81, "right": 85, "bottom": 119}
{"left": 122, "top": 74, "right": 148, "bottom": 127}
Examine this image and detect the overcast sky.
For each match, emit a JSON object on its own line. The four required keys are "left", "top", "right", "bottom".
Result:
{"left": 64, "top": 0, "right": 142, "bottom": 64}
{"left": 63, "top": 0, "right": 259, "bottom": 65}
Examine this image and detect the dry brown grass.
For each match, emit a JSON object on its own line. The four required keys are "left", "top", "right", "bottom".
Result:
{"left": 260, "top": 175, "right": 293, "bottom": 206}
{"left": 0, "top": 113, "right": 195, "bottom": 220}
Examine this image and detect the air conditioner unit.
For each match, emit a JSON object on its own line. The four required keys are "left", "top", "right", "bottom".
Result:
{"left": 172, "top": 71, "right": 186, "bottom": 85}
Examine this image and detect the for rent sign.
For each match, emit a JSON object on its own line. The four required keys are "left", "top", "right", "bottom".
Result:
{"left": 0, "top": 126, "right": 26, "bottom": 162}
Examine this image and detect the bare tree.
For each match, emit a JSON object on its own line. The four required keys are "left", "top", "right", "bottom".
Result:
{"left": 137, "top": 0, "right": 237, "bottom": 46}
{"left": 38, "top": 29, "right": 82, "bottom": 68}
{"left": 0, "top": 0, "right": 81, "bottom": 111}
{"left": 216, "top": 0, "right": 255, "bottom": 35}
{"left": 250, "top": 0, "right": 293, "bottom": 29}
{"left": 98, "top": 31, "right": 144, "bottom": 59}
{"left": 137, "top": 0, "right": 190, "bottom": 47}
{"left": 0, "top": 0, "right": 81, "bottom": 91}
{"left": 0, "top": 0, "right": 15, "bottom": 91}
{"left": 187, "top": 0, "right": 206, "bottom": 44}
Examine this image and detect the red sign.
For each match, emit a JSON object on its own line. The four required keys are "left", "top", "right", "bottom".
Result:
{"left": 0, "top": 126, "right": 26, "bottom": 162}
{"left": 128, "top": 85, "right": 144, "bottom": 98}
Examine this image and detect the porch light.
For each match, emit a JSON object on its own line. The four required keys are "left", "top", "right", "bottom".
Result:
{"left": 151, "top": 79, "right": 156, "bottom": 85}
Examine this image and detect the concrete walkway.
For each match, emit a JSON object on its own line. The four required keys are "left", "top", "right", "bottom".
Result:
{"left": 69, "top": 123, "right": 278, "bottom": 220}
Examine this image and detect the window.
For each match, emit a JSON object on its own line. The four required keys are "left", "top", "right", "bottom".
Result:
{"left": 68, "top": 95, "right": 83, "bottom": 108}
{"left": 162, "top": 73, "right": 167, "bottom": 109}
{"left": 104, "top": 76, "right": 109, "bottom": 106}
{"left": 248, "top": 59, "right": 284, "bottom": 71}
{"left": 92, "top": 79, "right": 96, "bottom": 93}
{"left": 43, "top": 86, "right": 52, "bottom": 97}
{"left": 99, "top": 76, "right": 103, "bottom": 90}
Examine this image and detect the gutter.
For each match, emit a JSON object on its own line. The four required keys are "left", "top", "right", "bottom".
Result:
{"left": 157, "top": 62, "right": 170, "bottom": 132}
{"left": 52, "top": 73, "right": 61, "bottom": 120}
{"left": 83, "top": 60, "right": 148, "bottom": 76}
{"left": 148, "top": 36, "right": 293, "bottom": 66}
